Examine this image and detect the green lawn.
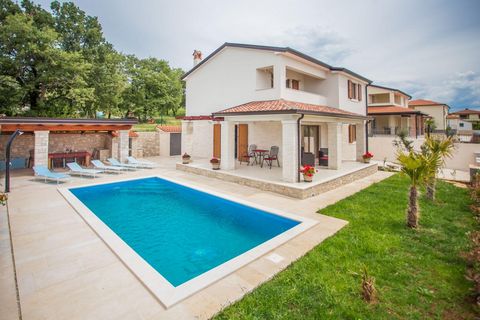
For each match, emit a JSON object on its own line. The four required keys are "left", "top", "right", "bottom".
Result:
{"left": 132, "top": 116, "right": 181, "bottom": 132}
{"left": 215, "top": 174, "right": 476, "bottom": 319}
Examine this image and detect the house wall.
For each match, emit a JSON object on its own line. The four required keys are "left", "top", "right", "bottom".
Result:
{"left": 158, "top": 132, "right": 170, "bottom": 156}
{"left": 342, "top": 124, "right": 357, "bottom": 161}
{"left": 412, "top": 105, "right": 447, "bottom": 130}
{"left": 185, "top": 47, "right": 282, "bottom": 116}
{"left": 334, "top": 73, "right": 367, "bottom": 115}
{"left": 48, "top": 133, "right": 111, "bottom": 154}
{"left": 181, "top": 120, "right": 215, "bottom": 158}
{"left": 248, "top": 121, "right": 283, "bottom": 159}
{"left": 369, "top": 136, "right": 479, "bottom": 171}
{"left": 131, "top": 132, "right": 160, "bottom": 157}
{"left": 448, "top": 118, "right": 473, "bottom": 130}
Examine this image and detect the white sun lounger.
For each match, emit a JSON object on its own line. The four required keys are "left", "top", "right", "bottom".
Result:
{"left": 33, "top": 166, "right": 71, "bottom": 184}
{"left": 67, "top": 162, "right": 103, "bottom": 178}
{"left": 127, "top": 156, "right": 156, "bottom": 168}
{"left": 107, "top": 158, "right": 139, "bottom": 169}
{"left": 91, "top": 160, "right": 126, "bottom": 173}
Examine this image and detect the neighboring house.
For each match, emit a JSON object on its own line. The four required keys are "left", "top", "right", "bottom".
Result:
{"left": 446, "top": 114, "right": 473, "bottom": 131}
{"left": 367, "top": 84, "right": 427, "bottom": 137}
{"left": 181, "top": 43, "right": 371, "bottom": 182}
{"left": 409, "top": 99, "right": 449, "bottom": 130}
{"left": 449, "top": 108, "right": 480, "bottom": 129}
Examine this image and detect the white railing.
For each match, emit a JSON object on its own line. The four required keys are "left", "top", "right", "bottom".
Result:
{"left": 283, "top": 89, "right": 327, "bottom": 105}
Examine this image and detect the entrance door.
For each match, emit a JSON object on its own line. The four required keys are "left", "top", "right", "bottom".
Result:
{"left": 169, "top": 133, "right": 181, "bottom": 156}
{"left": 302, "top": 125, "right": 319, "bottom": 157}
{"left": 237, "top": 124, "right": 248, "bottom": 159}
{"left": 213, "top": 124, "right": 221, "bottom": 158}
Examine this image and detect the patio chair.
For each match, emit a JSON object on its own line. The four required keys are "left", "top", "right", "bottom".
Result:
{"left": 239, "top": 144, "right": 257, "bottom": 165}
{"left": 107, "top": 158, "right": 139, "bottom": 169}
{"left": 262, "top": 146, "right": 280, "bottom": 169}
{"left": 67, "top": 162, "right": 103, "bottom": 178}
{"left": 91, "top": 160, "right": 126, "bottom": 173}
{"left": 33, "top": 165, "right": 71, "bottom": 184}
{"left": 319, "top": 148, "right": 328, "bottom": 167}
{"left": 126, "top": 156, "right": 156, "bottom": 168}
{"left": 301, "top": 152, "right": 315, "bottom": 166}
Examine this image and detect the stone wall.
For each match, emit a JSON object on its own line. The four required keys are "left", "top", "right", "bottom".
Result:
{"left": 0, "top": 134, "right": 34, "bottom": 159}
{"left": 132, "top": 132, "right": 160, "bottom": 157}
{"left": 176, "top": 162, "right": 378, "bottom": 199}
{"left": 49, "top": 133, "right": 112, "bottom": 154}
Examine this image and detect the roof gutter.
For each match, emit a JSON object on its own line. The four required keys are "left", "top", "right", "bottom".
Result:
{"left": 213, "top": 109, "right": 369, "bottom": 120}
{"left": 365, "top": 83, "right": 370, "bottom": 152}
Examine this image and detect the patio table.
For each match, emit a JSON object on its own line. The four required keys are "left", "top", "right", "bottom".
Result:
{"left": 253, "top": 149, "right": 268, "bottom": 166}
{"left": 48, "top": 151, "right": 91, "bottom": 169}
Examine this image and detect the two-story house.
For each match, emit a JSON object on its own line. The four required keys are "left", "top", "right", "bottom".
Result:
{"left": 408, "top": 99, "right": 449, "bottom": 130}
{"left": 448, "top": 108, "right": 480, "bottom": 130}
{"left": 181, "top": 43, "right": 371, "bottom": 183}
{"left": 367, "top": 84, "right": 427, "bottom": 138}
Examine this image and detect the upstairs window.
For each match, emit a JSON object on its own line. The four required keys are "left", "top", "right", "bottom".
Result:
{"left": 347, "top": 80, "right": 362, "bottom": 101}
{"left": 286, "top": 79, "right": 300, "bottom": 90}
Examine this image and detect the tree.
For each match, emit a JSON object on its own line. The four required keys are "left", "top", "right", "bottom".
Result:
{"left": 397, "top": 151, "right": 430, "bottom": 228}
{"left": 421, "top": 137, "right": 455, "bottom": 201}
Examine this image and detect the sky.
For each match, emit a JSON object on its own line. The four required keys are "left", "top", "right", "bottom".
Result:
{"left": 33, "top": 0, "right": 480, "bottom": 111}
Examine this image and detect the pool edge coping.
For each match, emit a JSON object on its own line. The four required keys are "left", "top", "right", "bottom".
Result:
{"left": 57, "top": 174, "right": 318, "bottom": 308}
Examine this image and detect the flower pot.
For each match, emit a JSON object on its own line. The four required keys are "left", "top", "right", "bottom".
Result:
{"left": 363, "top": 158, "right": 371, "bottom": 164}
{"left": 182, "top": 158, "right": 190, "bottom": 164}
{"left": 211, "top": 162, "right": 221, "bottom": 170}
{"left": 303, "top": 174, "right": 313, "bottom": 182}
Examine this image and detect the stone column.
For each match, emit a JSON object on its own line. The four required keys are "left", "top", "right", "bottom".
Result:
{"left": 281, "top": 120, "right": 298, "bottom": 183}
{"left": 327, "top": 122, "right": 342, "bottom": 169}
{"left": 220, "top": 121, "right": 235, "bottom": 170}
{"left": 355, "top": 122, "right": 366, "bottom": 162}
{"left": 118, "top": 130, "right": 129, "bottom": 163}
{"left": 34, "top": 131, "right": 49, "bottom": 167}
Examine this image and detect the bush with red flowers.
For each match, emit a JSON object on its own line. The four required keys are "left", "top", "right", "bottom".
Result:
{"left": 362, "top": 152, "right": 374, "bottom": 159}
{"left": 299, "top": 165, "right": 317, "bottom": 177}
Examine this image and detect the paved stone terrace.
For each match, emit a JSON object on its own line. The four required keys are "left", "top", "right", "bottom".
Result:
{"left": 0, "top": 156, "right": 393, "bottom": 320}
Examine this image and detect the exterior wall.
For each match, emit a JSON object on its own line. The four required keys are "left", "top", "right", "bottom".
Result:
{"left": 34, "top": 131, "right": 49, "bottom": 167}
{"left": 48, "top": 133, "right": 111, "bottom": 154}
{"left": 335, "top": 73, "right": 367, "bottom": 115}
{"left": 159, "top": 132, "right": 171, "bottom": 156}
{"left": 0, "top": 134, "right": 34, "bottom": 159}
{"left": 412, "top": 105, "right": 447, "bottom": 130}
{"left": 369, "top": 136, "right": 480, "bottom": 171}
{"left": 248, "top": 121, "right": 283, "bottom": 159}
{"left": 447, "top": 118, "right": 473, "bottom": 131}
{"left": 185, "top": 47, "right": 282, "bottom": 116}
{"left": 132, "top": 132, "right": 160, "bottom": 157}
{"left": 181, "top": 120, "right": 215, "bottom": 158}
{"left": 367, "top": 86, "right": 409, "bottom": 107}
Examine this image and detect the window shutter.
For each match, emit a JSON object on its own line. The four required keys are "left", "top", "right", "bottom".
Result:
{"left": 357, "top": 84, "right": 362, "bottom": 101}
{"left": 347, "top": 80, "right": 352, "bottom": 99}
{"left": 348, "top": 125, "right": 357, "bottom": 143}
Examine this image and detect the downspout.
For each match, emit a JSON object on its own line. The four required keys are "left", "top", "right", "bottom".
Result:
{"left": 365, "top": 83, "right": 370, "bottom": 152}
{"left": 297, "top": 113, "right": 305, "bottom": 182}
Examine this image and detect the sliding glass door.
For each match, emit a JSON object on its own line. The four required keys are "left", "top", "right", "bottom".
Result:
{"left": 302, "top": 125, "right": 319, "bottom": 157}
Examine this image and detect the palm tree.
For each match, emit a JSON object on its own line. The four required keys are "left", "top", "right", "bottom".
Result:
{"left": 422, "top": 137, "right": 455, "bottom": 201}
{"left": 397, "top": 151, "right": 430, "bottom": 228}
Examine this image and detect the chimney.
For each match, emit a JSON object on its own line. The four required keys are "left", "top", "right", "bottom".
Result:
{"left": 193, "top": 50, "right": 202, "bottom": 66}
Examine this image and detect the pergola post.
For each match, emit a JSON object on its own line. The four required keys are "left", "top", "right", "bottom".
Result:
{"left": 327, "top": 122, "right": 342, "bottom": 169}
{"left": 117, "top": 130, "right": 129, "bottom": 163}
{"left": 355, "top": 122, "right": 366, "bottom": 161}
{"left": 281, "top": 120, "right": 298, "bottom": 183}
{"left": 34, "top": 130, "right": 49, "bottom": 167}
{"left": 220, "top": 121, "right": 235, "bottom": 170}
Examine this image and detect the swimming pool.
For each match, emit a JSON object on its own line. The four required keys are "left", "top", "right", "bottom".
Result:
{"left": 60, "top": 176, "right": 316, "bottom": 307}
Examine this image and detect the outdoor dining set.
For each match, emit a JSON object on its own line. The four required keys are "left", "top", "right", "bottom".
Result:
{"left": 239, "top": 145, "right": 280, "bottom": 169}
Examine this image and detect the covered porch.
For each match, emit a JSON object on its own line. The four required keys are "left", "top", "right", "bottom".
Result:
{"left": 367, "top": 106, "right": 428, "bottom": 138}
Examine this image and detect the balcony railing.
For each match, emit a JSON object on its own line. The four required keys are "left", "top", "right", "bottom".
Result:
{"left": 283, "top": 88, "right": 327, "bottom": 105}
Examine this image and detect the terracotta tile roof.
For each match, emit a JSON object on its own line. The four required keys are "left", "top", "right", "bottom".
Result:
{"left": 446, "top": 114, "right": 459, "bottom": 119}
{"left": 368, "top": 106, "right": 422, "bottom": 115}
{"left": 156, "top": 125, "right": 182, "bottom": 133}
{"left": 214, "top": 99, "right": 365, "bottom": 118}
{"left": 450, "top": 108, "right": 480, "bottom": 115}
{"left": 409, "top": 99, "right": 445, "bottom": 106}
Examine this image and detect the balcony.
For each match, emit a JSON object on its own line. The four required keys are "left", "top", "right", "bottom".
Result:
{"left": 283, "top": 88, "right": 327, "bottom": 106}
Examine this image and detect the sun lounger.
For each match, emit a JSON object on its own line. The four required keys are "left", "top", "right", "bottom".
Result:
{"left": 33, "top": 165, "right": 71, "bottom": 184}
{"left": 126, "top": 156, "right": 156, "bottom": 168}
{"left": 67, "top": 162, "right": 103, "bottom": 178}
{"left": 107, "top": 158, "right": 139, "bottom": 169}
{"left": 91, "top": 160, "right": 126, "bottom": 173}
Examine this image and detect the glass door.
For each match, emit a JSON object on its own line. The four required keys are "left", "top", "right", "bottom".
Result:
{"left": 302, "top": 125, "right": 319, "bottom": 159}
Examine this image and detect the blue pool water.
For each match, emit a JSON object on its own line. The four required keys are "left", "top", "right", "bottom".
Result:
{"left": 70, "top": 177, "right": 300, "bottom": 287}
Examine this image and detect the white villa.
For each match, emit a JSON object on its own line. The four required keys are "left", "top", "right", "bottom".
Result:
{"left": 367, "top": 84, "right": 428, "bottom": 138}
{"left": 179, "top": 43, "right": 377, "bottom": 196}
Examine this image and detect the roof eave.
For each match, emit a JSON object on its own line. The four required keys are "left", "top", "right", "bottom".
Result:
{"left": 213, "top": 109, "right": 368, "bottom": 120}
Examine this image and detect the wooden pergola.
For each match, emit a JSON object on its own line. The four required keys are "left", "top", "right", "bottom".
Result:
{"left": 0, "top": 117, "right": 138, "bottom": 168}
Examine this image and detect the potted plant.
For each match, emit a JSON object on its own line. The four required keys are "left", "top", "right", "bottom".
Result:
{"left": 210, "top": 157, "right": 220, "bottom": 170}
{"left": 362, "top": 151, "right": 374, "bottom": 163}
{"left": 299, "top": 165, "right": 317, "bottom": 182}
{"left": 182, "top": 153, "right": 191, "bottom": 164}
